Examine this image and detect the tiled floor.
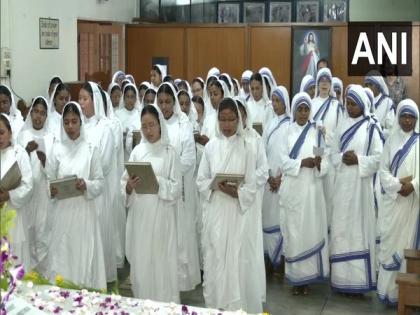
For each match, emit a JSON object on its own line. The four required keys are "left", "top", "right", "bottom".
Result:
{"left": 117, "top": 266, "right": 400, "bottom": 315}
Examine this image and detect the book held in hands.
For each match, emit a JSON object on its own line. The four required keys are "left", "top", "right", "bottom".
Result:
{"left": 0, "top": 161, "right": 22, "bottom": 192}
{"left": 125, "top": 162, "right": 159, "bottom": 194}
{"left": 252, "top": 122, "right": 263, "bottom": 136}
{"left": 49, "top": 175, "right": 83, "bottom": 200}
{"left": 210, "top": 173, "right": 245, "bottom": 191}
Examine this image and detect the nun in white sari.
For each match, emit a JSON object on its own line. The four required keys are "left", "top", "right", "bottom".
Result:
{"left": 329, "top": 84, "right": 383, "bottom": 294}
{"left": 0, "top": 113, "right": 33, "bottom": 270}
{"left": 247, "top": 73, "right": 273, "bottom": 132}
{"left": 261, "top": 86, "right": 291, "bottom": 267}
{"left": 122, "top": 104, "right": 182, "bottom": 303}
{"left": 196, "top": 97, "right": 259, "bottom": 312}
{"left": 45, "top": 102, "right": 106, "bottom": 290}
{"left": 235, "top": 97, "right": 268, "bottom": 310}
{"left": 17, "top": 97, "right": 55, "bottom": 272}
{"left": 278, "top": 92, "right": 329, "bottom": 294}
{"left": 48, "top": 83, "right": 71, "bottom": 138}
{"left": 156, "top": 83, "right": 201, "bottom": 291}
{"left": 299, "top": 74, "right": 316, "bottom": 99}
{"left": 377, "top": 99, "right": 419, "bottom": 305}
{"left": 0, "top": 85, "right": 24, "bottom": 142}
{"left": 79, "top": 82, "right": 117, "bottom": 283}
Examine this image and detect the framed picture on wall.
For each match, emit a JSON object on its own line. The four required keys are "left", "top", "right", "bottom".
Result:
{"left": 269, "top": 2, "right": 292, "bottom": 22}
{"left": 203, "top": 2, "right": 217, "bottom": 23}
{"left": 296, "top": 0, "right": 319, "bottom": 22}
{"left": 323, "top": 0, "right": 348, "bottom": 22}
{"left": 217, "top": 2, "right": 240, "bottom": 24}
{"left": 140, "top": 0, "right": 160, "bottom": 22}
{"left": 160, "top": 0, "right": 177, "bottom": 22}
{"left": 291, "top": 26, "right": 331, "bottom": 95}
{"left": 244, "top": 2, "right": 266, "bottom": 23}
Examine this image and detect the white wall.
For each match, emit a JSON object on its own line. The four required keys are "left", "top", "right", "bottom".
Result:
{"left": 0, "top": 0, "right": 138, "bottom": 103}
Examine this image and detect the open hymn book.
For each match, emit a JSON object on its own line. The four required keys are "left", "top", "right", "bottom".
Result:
{"left": 210, "top": 173, "right": 245, "bottom": 191}
{"left": 125, "top": 162, "right": 159, "bottom": 194}
{"left": 0, "top": 162, "right": 22, "bottom": 192}
{"left": 49, "top": 175, "right": 83, "bottom": 200}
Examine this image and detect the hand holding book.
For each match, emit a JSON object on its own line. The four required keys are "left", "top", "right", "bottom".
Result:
{"left": 126, "top": 175, "right": 140, "bottom": 195}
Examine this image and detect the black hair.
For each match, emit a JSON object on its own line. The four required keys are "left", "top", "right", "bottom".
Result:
{"left": 141, "top": 104, "right": 161, "bottom": 128}
{"left": 152, "top": 65, "right": 162, "bottom": 76}
{"left": 157, "top": 83, "right": 176, "bottom": 102}
{"left": 209, "top": 80, "right": 224, "bottom": 97}
{"left": 232, "top": 79, "right": 239, "bottom": 91}
{"left": 63, "top": 102, "right": 82, "bottom": 123}
{"left": 99, "top": 88, "right": 108, "bottom": 116}
{"left": 263, "top": 76, "right": 271, "bottom": 98}
{"left": 81, "top": 82, "right": 93, "bottom": 99}
{"left": 138, "top": 84, "right": 149, "bottom": 92}
{"left": 111, "top": 85, "right": 121, "bottom": 94}
{"left": 218, "top": 98, "right": 239, "bottom": 119}
{"left": 32, "top": 97, "right": 48, "bottom": 112}
{"left": 124, "top": 85, "right": 137, "bottom": 96}
{"left": 177, "top": 80, "right": 189, "bottom": 91}
{"left": 219, "top": 75, "right": 232, "bottom": 93}
{"left": 53, "top": 83, "right": 71, "bottom": 99}
{"left": 178, "top": 90, "right": 190, "bottom": 101}
{"left": 0, "top": 85, "right": 12, "bottom": 103}
{"left": 250, "top": 72, "right": 263, "bottom": 85}
{"left": 235, "top": 99, "right": 246, "bottom": 116}
{"left": 192, "top": 95, "right": 204, "bottom": 109}
{"left": 206, "top": 76, "right": 217, "bottom": 88}
{"left": 317, "top": 58, "right": 329, "bottom": 68}
{"left": 144, "top": 88, "right": 157, "bottom": 97}
{"left": 49, "top": 76, "right": 62, "bottom": 87}
{"left": 163, "top": 75, "right": 172, "bottom": 82}
{"left": 192, "top": 78, "right": 204, "bottom": 89}
{"left": 0, "top": 114, "right": 12, "bottom": 132}
{"left": 121, "top": 79, "right": 131, "bottom": 91}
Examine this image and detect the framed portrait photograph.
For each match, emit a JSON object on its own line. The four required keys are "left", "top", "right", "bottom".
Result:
{"left": 323, "top": 0, "right": 348, "bottom": 22}
{"left": 217, "top": 2, "right": 240, "bottom": 24}
{"left": 296, "top": 0, "right": 319, "bottom": 22}
{"left": 269, "top": 2, "right": 292, "bottom": 22}
{"left": 291, "top": 26, "right": 331, "bottom": 95}
{"left": 140, "top": 0, "right": 160, "bottom": 22}
{"left": 244, "top": 2, "right": 266, "bottom": 23}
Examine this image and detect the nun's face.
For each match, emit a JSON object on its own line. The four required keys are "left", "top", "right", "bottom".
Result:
{"left": 124, "top": 90, "right": 137, "bottom": 110}
{"left": 194, "top": 102, "right": 204, "bottom": 122}
{"left": 209, "top": 86, "right": 223, "bottom": 110}
{"left": 157, "top": 92, "right": 174, "bottom": 120}
{"left": 178, "top": 94, "right": 191, "bottom": 115}
{"left": 0, "top": 94, "right": 11, "bottom": 115}
{"left": 31, "top": 103, "right": 48, "bottom": 130}
{"left": 192, "top": 82, "right": 203, "bottom": 97}
{"left": 272, "top": 94, "right": 286, "bottom": 116}
{"left": 139, "top": 87, "right": 147, "bottom": 102}
{"left": 295, "top": 104, "right": 310, "bottom": 126}
{"left": 150, "top": 70, "right": 162, "bottom": 87}
{"left": 346, "top": 98, "right": 363, "bottom": 118}
{"left": 318, "top": 77, "right": 331, "bottom": 97}
{"left": 218, "top": 108, "right": 238, "bottom": 137}
{"left": 144, "top": 92, "right": 156, "bottom": 106}
{"left": 63, "top": 111, "right": 81, "bottom": 140}
{"left": 141, "top": 112, "right": 161, "bottom": 143}
{"left": 307, "top": 85, "right": 316, "bottom": 99}
{"left": 241, "top": 80, "right": 250, "bottom": 94}
{"left": 399, "top": 114, "right": 416, "bottom": 133}
{"left": 79, "top": 89, "right": 95, "bottom": 118}
{"left": 334, "top": 88, "right": 342, "bottom": 101}
{"left": 54, "top": 90, "right": 70, "bottom": 114}
{"left": 0, "top": 119, "right": 12, "bottom": 149}
{"left": 111, "top": 89, "right": 121, "bottom": 108}
{"left": 250, "top": 80, "right": 263, "bottom": 101}
{"left": 365, "top": 82, "right": 380, "bottom": 97}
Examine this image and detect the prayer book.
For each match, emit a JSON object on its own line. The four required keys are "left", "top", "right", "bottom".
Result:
{"left": 132, "top": 130, "right": 142, "bottom": 149}
{"left": 123, "top": 132, "right": 127, "bottom": 149}
{"left": 252, "top": 122, "right": 263, "bottom": 136}
{"left": 0, "top": 162, "right": 22, "bottom": 192}
{"left": 49, "top": 175, "right": 83, "bottom": 200}
{"left": 125, "top": 162, "right": 159, "bottom": 194}
{"left": 313, "top": 146, "right": 324, "bottom": 157}
{"left": 210, "top": 173, "right": 245, "bottom": 191}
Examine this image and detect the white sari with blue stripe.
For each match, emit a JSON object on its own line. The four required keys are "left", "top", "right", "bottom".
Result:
{"left": 278, "top": 121, "right": 330, "bottom": 286}
{"left": 377, "top": 101, "right": 419, "bottom": 305}
{"left": 330, "top": 114, "right": 383, "bottom": 293}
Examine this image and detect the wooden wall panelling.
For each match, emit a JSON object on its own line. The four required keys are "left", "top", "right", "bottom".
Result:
{"left": 126, "top": 25, "right": 185, "bottom": 84}
{"left": 249, "top": 25, "right": 292, "bottom": 91}
{"left": 185, "top": 25, "right": 247, "bottom": 82}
